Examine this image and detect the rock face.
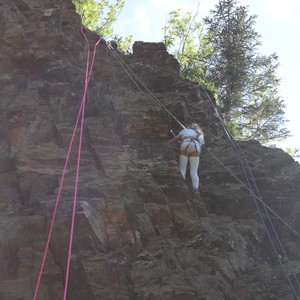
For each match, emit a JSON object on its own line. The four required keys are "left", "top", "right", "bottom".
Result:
{"left": 0, "top": 0, "right": 300, "bottom": 299}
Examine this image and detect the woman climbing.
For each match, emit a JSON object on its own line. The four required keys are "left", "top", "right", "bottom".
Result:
{"left": 168, "top": 123, "right": 205, "bottom": 197}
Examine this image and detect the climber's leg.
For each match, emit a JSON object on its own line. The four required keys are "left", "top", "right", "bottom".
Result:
{"left": 189, "top": 156, "right": 200, "bottom": 191}
{"left": 179, "top": 155, "right": 189, "bottom": 179}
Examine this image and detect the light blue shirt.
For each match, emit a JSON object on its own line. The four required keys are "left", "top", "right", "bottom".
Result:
{"left": 179, "top": 129, "right": 205, "bottom": 146}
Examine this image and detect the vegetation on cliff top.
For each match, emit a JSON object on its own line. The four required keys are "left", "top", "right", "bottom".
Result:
{"left": 72, "top": 0, "right": 290, "bottom": 145}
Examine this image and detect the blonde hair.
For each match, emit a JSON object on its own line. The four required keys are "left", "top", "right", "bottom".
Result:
{"left": 189, "top": 123, "right": 203, "bottom": 136}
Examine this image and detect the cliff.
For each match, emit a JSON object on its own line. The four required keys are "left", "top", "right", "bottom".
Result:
{"left": 0, "top": 0, "right": 300, "bottom": 299}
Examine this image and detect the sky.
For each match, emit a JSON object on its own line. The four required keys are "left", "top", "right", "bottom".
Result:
{"left": 113, "top": 0, "right": 300, "bottom": 154}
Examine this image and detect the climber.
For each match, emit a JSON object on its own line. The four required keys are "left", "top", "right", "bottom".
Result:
{"left": 168, "top": 123, "right": 205, "bottom": 196}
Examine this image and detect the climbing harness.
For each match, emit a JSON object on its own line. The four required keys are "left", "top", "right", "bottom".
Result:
{"left": 108, "top": 44, "right": 299, "bottom": 237}
{"left": 29, "top": 31, "right": 300, "bottom": 299}
{"left": 33, "top": 27, "right": 101, "bottom": 300}
{"left": 180, "top": 138, "right": 200, "bottom": 157}
{"left": 107, "top": 45, "right": 300, "bottom": 299}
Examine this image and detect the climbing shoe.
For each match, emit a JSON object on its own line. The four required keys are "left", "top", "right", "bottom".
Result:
{"left": 192, "top": 189, "right": 200, "bottom": 200}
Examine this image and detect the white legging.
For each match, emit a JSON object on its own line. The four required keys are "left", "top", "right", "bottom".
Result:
{"left": 179, "top": 155, "right": 200, "bottom": 190}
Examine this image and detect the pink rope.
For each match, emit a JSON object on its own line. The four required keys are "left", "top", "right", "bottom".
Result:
{"left": 63, "top": 29, "right": 101, "bottom": 300}
{"left": 33, "top": 27, "right": 101, "bottom": 300}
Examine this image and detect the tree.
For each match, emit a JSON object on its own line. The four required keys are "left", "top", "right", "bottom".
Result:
{"left": 286, "top": 148, "right": 300, "bottom": 160}
{"left": 162, "top": 8, "right": 213, "bottom": 89}
{"left": 72, "top": 0, "right": 125, "bottom": 37}
{"left": 204, "top": 0, "right": 289, "bottom": 142}
{"left": 163, "top": 0, "right": 289, "bottom": 143}
{"left": 110, "top": 34, "right": 133, "bottom": 54}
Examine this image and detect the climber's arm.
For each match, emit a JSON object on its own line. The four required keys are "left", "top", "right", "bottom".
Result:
{"left": 168, "top": 134, "right": 180, "bottom": 144}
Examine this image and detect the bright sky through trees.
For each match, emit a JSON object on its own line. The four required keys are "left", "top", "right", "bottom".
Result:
{"left": 113, "top": 0, "right": 300, "bottom": 154}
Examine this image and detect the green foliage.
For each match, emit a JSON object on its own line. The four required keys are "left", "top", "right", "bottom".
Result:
{"left": 163, "top": 8, "right": 214, "bottom": 89}
{"left": 72, "top": 0, "right": 125, "bottom": 37}
{"left": 285, "top": 148, "right": 300, "bottom": 159}
{"left": 226, "top": 120, "right": 239, "bottom": 137}
{"left": 163, "top": 0, "right": 289, "bottom": 144}
{"left": 10, "top": 169, "right": 21, "bottom": 185}
{"left": 204, "top": 1, "right": 259, "bottom": 116}
{"left": 204, "top": 0, "right": 289, "bottom": 142}
{"left": 0, "top": 103, "right": 10, "bottom": 111}
{"left": 6, "top": 151, "right": 19, "bottom": 167}
{"left": 4, "top": 151, "right": 21, "bottom": 184}
{"left": 110, "top": 34, "right": 133, "bottom": 53}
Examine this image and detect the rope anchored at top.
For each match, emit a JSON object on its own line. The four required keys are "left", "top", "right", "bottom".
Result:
{"left": 107, "top": 43, "right": 300, "bottom": 299}
{"left": 33, "top": 27, "right": 101, "bottom": 300}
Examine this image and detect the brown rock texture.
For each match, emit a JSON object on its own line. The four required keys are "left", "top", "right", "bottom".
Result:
{"left": 0, "top": 0, "right": 300, "bottom": 299}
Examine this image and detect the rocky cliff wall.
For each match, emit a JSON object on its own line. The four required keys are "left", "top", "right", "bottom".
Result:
{"left": 0, "top": 0, "right": 300, "bottom": 299}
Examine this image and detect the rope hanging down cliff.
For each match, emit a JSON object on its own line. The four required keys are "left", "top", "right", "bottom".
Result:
{"left": 106, "top": 44, "right": 300, "bottom": 237}
{"left": 106, "top": 43, "right": 186, "bottom": 130}
{"left": 106, "top": 44, "right": 300, "bottom": 299}
{"left": 33, "top": 27, "right": 102, "bottom": 300}
{"left": 201, "top": 87, "right": 300, "bottom": 299}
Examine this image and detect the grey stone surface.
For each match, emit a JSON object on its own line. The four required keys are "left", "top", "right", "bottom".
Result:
{"left": 0, "top": 0, "right": 299, "bottom": 299}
